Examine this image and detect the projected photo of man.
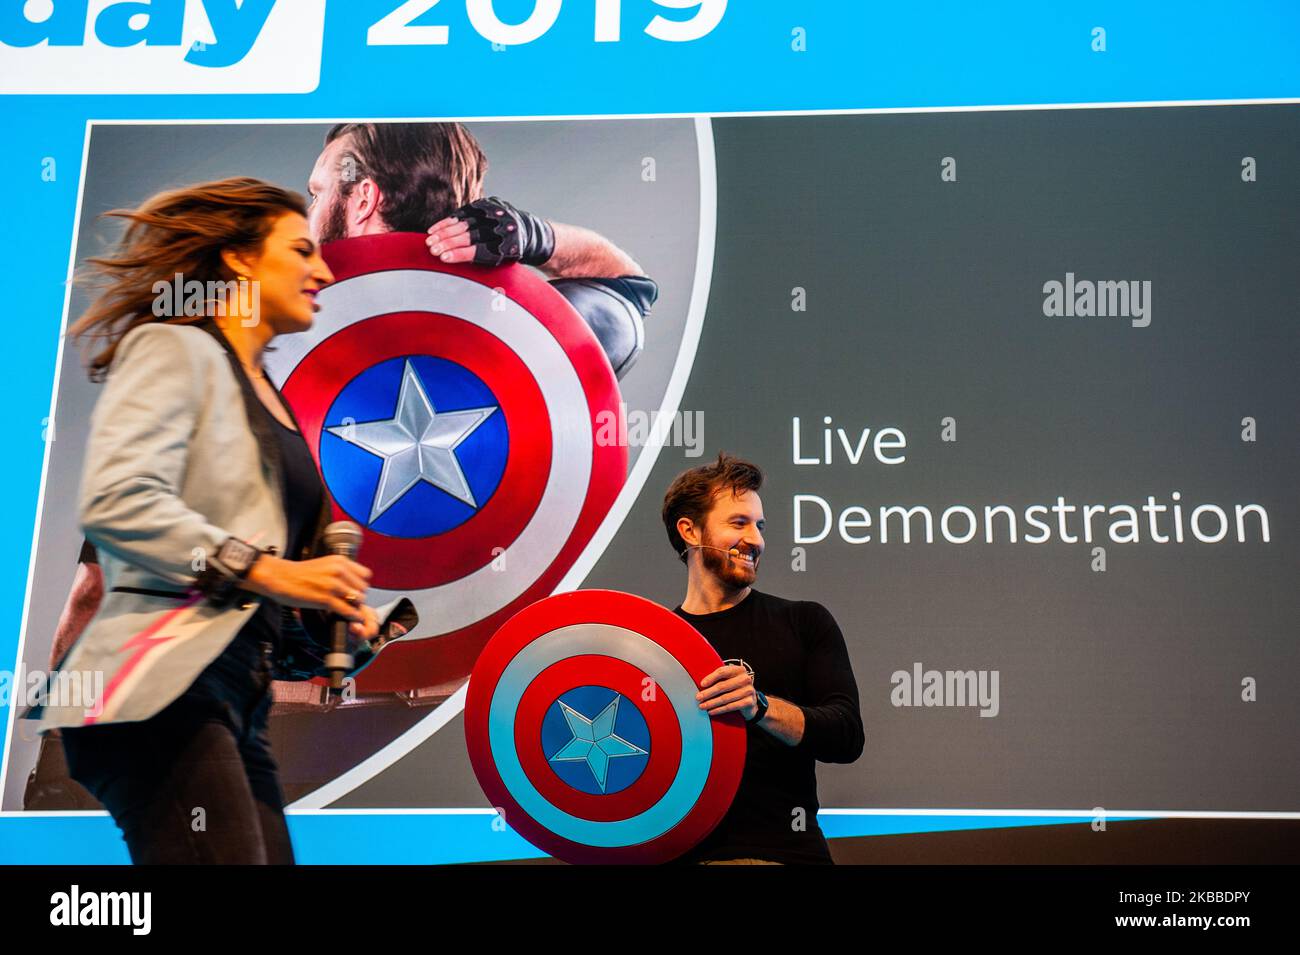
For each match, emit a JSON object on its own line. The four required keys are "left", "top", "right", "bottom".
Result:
{"left": 24, "top": 121, "right": 663, "bottom": 809}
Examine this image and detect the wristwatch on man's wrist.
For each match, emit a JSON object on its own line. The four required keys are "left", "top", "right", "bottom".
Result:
{"left": 747, "top": 689, "right": 770, "bottom": 724}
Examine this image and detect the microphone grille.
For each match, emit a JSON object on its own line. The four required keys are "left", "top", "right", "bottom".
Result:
{"left": 323, "top": 520, "right": 363, "bottom": 556}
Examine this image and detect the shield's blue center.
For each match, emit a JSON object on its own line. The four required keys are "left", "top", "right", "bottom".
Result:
{"left": 541, "top": 686, "right": 651, "bottom": 795}
{"left": 320, "top": 355, "right": 508, "bottom": 538}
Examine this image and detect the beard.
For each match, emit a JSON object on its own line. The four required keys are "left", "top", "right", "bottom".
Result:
{"left": 698, "top": 529, "right": 759, "bottom": 589}
{"left": 317, "top": 192, "right": 350, "bottom": 245}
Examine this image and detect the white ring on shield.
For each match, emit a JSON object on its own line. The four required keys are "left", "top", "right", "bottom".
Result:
{"left": 487, "top": 623, "right": 715, "bottom": 849}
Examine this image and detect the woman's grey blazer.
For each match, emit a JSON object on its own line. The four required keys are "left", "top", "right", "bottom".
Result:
{"left": 25, "top": 319, "right": 416, "bottom": 732}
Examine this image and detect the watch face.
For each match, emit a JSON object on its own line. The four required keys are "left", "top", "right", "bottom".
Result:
{"left": 219, "top": 538, "right": 258, "bottom": 575}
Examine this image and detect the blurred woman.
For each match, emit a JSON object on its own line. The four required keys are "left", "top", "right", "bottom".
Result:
{"left": 30, "top": 178, "right": 414, "bottom": 864}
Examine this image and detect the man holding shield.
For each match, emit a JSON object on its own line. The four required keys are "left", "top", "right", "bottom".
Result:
{"left": 663, "top": 452, "right": 865, "bottom": 864}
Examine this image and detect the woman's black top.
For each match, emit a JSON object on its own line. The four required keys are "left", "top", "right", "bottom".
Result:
{"left": 231, "top": 408, "right": 324, "bottom": 660}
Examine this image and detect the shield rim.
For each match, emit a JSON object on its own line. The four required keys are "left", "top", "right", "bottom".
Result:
{"left": 465, "top": 589, "right": 747, "bottom": 865}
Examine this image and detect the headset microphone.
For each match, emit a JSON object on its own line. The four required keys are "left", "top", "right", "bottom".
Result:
{"left": 685, "top": 542, "right": 748, "bottom": 558}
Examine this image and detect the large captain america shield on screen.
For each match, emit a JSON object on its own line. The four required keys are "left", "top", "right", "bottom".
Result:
{"left": 465, "top": 590, "right": 747, "bottom": 864}
{"left": 264, "top": 233, "right": 627, "bottom": 692}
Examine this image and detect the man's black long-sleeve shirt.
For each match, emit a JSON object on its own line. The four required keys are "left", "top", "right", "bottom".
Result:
{"left": 673, "top": 589, "right": 864, "bottom": 864}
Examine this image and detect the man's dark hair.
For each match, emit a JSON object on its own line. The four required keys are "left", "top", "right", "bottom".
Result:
{"left": 324, "top": 122, "right": 488, "bottom": 231}
{"left": 661, "top": 452, "right": 764, "bottom": 562}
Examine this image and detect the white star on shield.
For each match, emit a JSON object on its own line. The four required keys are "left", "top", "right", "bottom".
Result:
{"left": 326, "top": 358, "right": 498, "bottom": 523}
{"left": 548, "top": 696, "right": 648, "bottom": 793}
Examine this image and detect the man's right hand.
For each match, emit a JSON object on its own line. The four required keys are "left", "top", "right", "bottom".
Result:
{"left": 696, "top": 664, "right": 759, "bottom": 720}
{"left": 243, "top": 554, "right": 372, "bottom": 621}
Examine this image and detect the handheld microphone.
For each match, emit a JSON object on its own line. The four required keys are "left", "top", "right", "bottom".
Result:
{"left": 323, "top": 520, "right": 363, "bottom": 690}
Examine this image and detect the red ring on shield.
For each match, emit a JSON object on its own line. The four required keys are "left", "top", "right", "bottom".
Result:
{"left": 466, "top": 590, "right": 747, "bottom": 864}
{"left": 282, "top": 311, "right": 550, "bottom": 589}
{"left": 514, "top": 654, "right": 682, "bottom": 823}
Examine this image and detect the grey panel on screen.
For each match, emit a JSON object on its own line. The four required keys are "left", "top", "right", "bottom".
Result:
{"left": 340, "top": 105, "right": 1299, "bottom": 812}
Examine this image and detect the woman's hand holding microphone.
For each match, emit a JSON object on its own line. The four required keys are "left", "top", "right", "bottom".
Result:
{"left": 243, "top": 553, "right": 380, "bottom": 643}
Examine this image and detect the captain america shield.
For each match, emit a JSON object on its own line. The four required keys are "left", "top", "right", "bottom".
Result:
{"left": 465, "top": 590, "right": 747, "bottom": 864}
{"left": 265, "top": 233, "right": 627, "bottom": 693}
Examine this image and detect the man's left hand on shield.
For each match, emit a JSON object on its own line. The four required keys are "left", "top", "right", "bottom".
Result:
{"left": 696, "top": 664, "right": 758, "bottom": 720}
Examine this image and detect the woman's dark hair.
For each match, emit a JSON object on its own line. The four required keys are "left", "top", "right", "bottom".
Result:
{"left": 69, "top": 176, "right": 307, "bottom": 381}
{"left": 324, "top": 122, "right": 488, "bottom": 231}
{"left": 661, "top": 452, "right": 764, "bottom": 561}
